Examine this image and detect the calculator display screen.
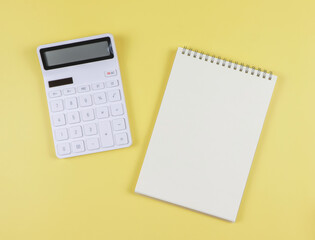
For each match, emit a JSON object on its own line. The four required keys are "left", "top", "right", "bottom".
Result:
{"left": 40, "top": 37, "right": 114, "bottom": 70}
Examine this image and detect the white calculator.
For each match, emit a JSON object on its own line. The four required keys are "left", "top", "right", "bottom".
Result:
{"left": 37, "top": 34, "right": 132, "bottom": 158}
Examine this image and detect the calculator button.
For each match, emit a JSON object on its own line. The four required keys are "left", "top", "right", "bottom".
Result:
{"left": 55, "top": 128, "right": 68, "bottom": 141}
{"left": 111, "top": 103, "right": 124, "bottom": 116}
{"left": 50, "top": 99, "right": 64, "bottom": 112}
{"left": 49, "top": 90, "right": 62, "bottom": 98}
{"left": 79, "top": 95, "right": 92, "bottom": 107}
{"left": 67, "top": 111, "right": 80, "bottom": 124}
{"left": 57, "top": 142, "right": 71, "bottom": 155}
{"left": 72, "top": 140, "right": 85, "bottom": 153}
{"left": 86, "top": 138, "right": 100, "bottom": 150}
{"left": 77, "top": 85, "right": 90, "bottom": 93}
{"left": 105, "top": 69, "right": 117, "bottom": 77}
{"left": 65, "top": 97, "right": 78, "bottom": 110}
{"left": 99, "top": 120, "right": 114, "bottom": 147}
{"left": 105, "top": 79, "right": 119, "bottom": 88}
{"left": 63, "top": 88, "right": 76, "bottom": 95}
{"left": 92, "top": 82, "right": 105, "bottom": 90}
{"left": 84, "top": 123, "right": 98, "bottom": 136}
{"left": 112, "top": 118, "right": 126, "bottom": 131}
{"left": 115, "top": 133, "right": 129, "bottom": 145}
{"left": 93, "top": 92, "right": 107, "bottom": 105}
{"left": 96, "top": 106, "right": 109, "bottom": 119}
{"left": 81, "top": 109, "right": 95, "bottom": 121}
{"left": 53, "top": 114, "right": 66, "bottom": 126}
{"left": 69, "top": 126, "right": 83, "bottom": 139}
{"left": 107, "top": 89, "right": 121, "bottom": 102}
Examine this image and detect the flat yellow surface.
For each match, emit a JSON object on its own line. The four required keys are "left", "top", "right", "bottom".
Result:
{"left": 0, "top": 0, "right": 314, "bottom": 239}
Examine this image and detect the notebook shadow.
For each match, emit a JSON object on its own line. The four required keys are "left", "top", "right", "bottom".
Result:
{"left": 135, "top": 191, "right": 235, "bottom": 223}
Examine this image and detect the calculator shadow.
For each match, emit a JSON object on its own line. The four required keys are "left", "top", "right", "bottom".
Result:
{"left": 129, "top": 49, "right": 177, "bottom": 192}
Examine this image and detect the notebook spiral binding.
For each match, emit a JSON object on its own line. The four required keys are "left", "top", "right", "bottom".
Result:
{"left": 181, "top": 47, "right": 273, "bottom": 80}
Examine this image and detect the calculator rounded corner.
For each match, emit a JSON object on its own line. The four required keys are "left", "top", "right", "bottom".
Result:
{"left": 55, "top": 153, "right": 65, "bottom": 159}
{"left": 36, "top": 45, "right": 41, "bottom": 52}
{"left": 54, "top": 147, "right": 66, "bottom": 159}
{"left": 37, "top": 45, "right": 45, "bottom": 57}
{"left": 126, "top": 137, "right": 133, "bottom": 148}
{"left": 106, "top": 33, "right": 114, "bottom": 39}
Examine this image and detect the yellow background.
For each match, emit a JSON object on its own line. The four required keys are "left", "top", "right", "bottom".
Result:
{"left": 0, "top": 0, "right": 314, "bottom": 239}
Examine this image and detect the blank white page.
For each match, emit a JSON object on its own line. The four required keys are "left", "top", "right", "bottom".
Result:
{"left": 135, "top": 47, "right": 277, "bottom": 222}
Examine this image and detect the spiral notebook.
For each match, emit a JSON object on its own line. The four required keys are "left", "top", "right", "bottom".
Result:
{"left": 135, "top": 47, "right": 277, "bottom": 222}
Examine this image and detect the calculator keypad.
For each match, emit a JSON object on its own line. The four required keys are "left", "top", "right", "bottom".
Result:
{"left": 50, "top": 100, "right": 64, "bottom": 112}
{"left": 105, "top": 79, "right": 118, "bottom": 88}
{"left": 64, "top": 97, "right": 78, "bottom": 110}
{"left": 58, "top": 142, "right": 71, "bottom": 155}
{"left": 49, "top": 90, "right": 62, "bottom": 98}
{"left": 63, "top": 88, "right": 76, "bottom": 95}
{"left": 48, "top": 79, "right": 131, "bottom": 157}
